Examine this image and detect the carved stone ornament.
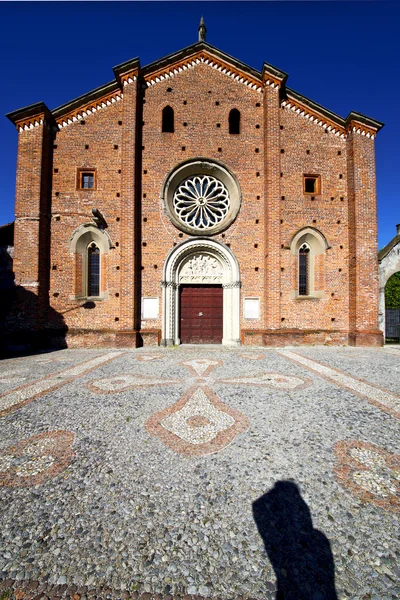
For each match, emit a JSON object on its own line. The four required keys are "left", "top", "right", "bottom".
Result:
{"left": 161, "top": 281, "right": 178, "bottom": 289}
{"left": 180, "top": 254, "right": 224, "bottom": 283}
{"left": 223, "top": 281, "right": 242, "bottom": 289}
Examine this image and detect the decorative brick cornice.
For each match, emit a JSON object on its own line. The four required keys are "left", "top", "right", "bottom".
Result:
{"left": 345, "top": 112, "right": 384, "bottom": 140}
{"left": 55, "top": 89, "right": 123, "bottom": 130}
{"left": 281, "top": 94, "right": 383, "bottom": 140}
{"left": 281, "top": 96, "right": 347, "bottom": 138}
{"left": 347, "top": 122, "right": 376, "bottom": 140}
{"left": 113, "top": 57, "right": 140, "bottom": 87}
{"left": 6, "top": 102, "right": 54, "bottom": 133}
{"left": 144, "top": 50, "right": 263, "bottom": 93}
{"left": 262, "top": 62, "right": 288, "bottom": 89}
{"left": 7, "top": 42, "right": 383, "bottom": 142}
{"left": 122, "top": 74, "right": 137, "bottom": 87}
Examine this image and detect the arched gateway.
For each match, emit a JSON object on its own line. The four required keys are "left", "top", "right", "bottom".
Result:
{"left": 161, "top": 239, "right": 241, "bottom": 346}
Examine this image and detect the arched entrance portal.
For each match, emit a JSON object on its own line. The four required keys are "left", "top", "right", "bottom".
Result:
{"left": 378, "top": 226, "right": 400, "bottom": 342}
{"left": 383, "top": 272, "right": 400, "bottom": 342}
{"left": 161, "top": 239, "right": 241, "bottom": 346}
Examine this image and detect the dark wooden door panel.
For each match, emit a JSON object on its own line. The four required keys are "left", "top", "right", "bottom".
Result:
{"left": 180, "top": 285, "right": 223, "bottom": 344}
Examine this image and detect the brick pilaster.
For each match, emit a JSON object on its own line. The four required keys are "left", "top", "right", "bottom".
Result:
{"left": 346, "top": 129, "right": 382, "bottom": 346}
{"left": 13, "top": 118, "right": 53, "bottom": 332}
{"left": 119, "top": 77, "right": 141, "bottom": 342}
{"left": 263, "top": 85, "right": 281, "bottom": 330}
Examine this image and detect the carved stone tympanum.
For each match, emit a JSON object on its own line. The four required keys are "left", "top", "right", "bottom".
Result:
{"left": 180, "top": 254, "right": 224, "bottom": 283}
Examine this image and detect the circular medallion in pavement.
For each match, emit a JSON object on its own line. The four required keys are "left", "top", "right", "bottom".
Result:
{"left": 334, "top": 440, "right": 400, "bottom": 511}
{"left": 0, "top": 431, "right": 74, "bottom": 487}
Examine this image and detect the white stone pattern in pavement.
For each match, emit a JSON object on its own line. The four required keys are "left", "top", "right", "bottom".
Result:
{"left": 161, "top": 387, "right": 235, "bottom": 444}
{"left": 0, "top": 370, "right": 27, "bottom": 384}
{"left": 220, "top": 372, "right": 308, "bottom": 389}
{"left": 87, "top": 374, "right": 180, "bottom": 393}
{"left": 349, "top": 447, "right": 399, "bottom": 498}
{"left": 0, "top": 352, "right": 124, "bottom": 412}
{"left": 278, "top": 349, "right": 400, "bottom": 414}
{"left": 136, "top": 355, "right": 163, "bottom": 362}
{"left": 0, "top": 437, "right": 56, "bottom": 478}
{"left": 181, "top": 359, "right": 220, "bottom": 376}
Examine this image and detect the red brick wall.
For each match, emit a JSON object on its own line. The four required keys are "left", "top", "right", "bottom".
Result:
{"left": 279, "top": 108, "right": 349, "bottom": 334}
{"left": 347, "top": 130, "right": 381, "bottom": 345}
{"left": 49, "top": 103, "right": 123, "bottom": 335}
{"left": 11, "top": 121, "right": 52, "bottom": 333}
{"left": 141, "top": 64, "right": 264, "bottom": 334}
{"left": 120, "top": 79, "right": 140, "bottom": 339}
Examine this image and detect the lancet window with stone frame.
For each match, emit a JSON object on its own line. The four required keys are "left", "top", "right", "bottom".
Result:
{"left": 68, "top": 224, "right": 111, "bottom": 301}
{"left": 290, "top": 228, "right": 329, "bottom": 300}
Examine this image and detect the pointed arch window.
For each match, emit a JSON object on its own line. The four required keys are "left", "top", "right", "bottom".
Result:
{"left": 229, "top": 108, "right": 240, "bottom": 134}
{"left": 162, "top": 106, "right": 174, "bottom": 133}
{"left": 87, "top": 243, "right": 100, "bottom": 297}
{"left": 298, "top": 243, "right": 310, "bottom": 296}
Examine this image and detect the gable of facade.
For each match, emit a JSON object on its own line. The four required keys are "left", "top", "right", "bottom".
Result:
{"left": 5, "top": 27, "right": 384, "bottom": 348}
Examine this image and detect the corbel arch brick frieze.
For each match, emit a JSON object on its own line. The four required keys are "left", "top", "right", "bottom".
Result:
{"left": 55, "top": 90, "right": 124, "bottom": 131}
{"left": 161, "top": 239, "right": 241, "bottom": 346}
{"left": 144, "top": 51, "right": 263, "bottom": 93}
{"left": 281, "top": 99, "right": 347, "bottom": 139}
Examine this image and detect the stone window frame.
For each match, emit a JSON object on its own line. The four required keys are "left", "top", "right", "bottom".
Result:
{"left": 290, "top": 227, "right": 330, "bottom": 300}
{"left": 77, "top": 168, "right": 96, "bottom": 190}
{"left": 69, "top": 224, "right": 111, "bottom": 301}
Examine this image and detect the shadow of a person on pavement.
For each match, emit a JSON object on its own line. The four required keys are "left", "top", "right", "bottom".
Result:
{"left": 253, "top": 480, "right": 338, "bottom": 600}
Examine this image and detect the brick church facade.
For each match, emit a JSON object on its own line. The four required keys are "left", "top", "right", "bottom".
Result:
{"left": 5, "top": 22, "right": 384, "bottom": 348}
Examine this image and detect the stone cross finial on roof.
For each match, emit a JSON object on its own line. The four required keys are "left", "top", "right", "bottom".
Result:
{"left": 198, "top": 16, "right": 206, "bottom": 42}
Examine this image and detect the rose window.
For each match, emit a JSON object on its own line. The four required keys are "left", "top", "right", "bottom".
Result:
{"left": 173, "top": 175, "right": 230, "bottom": 230}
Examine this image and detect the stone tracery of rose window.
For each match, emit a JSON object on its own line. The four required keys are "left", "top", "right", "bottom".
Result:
{"left": 173, "top": 175, "right": 230, "bottom": 230}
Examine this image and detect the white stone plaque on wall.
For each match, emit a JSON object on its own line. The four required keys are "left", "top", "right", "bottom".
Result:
{"left": 142, "top": 298, "right": 159, "bottom": 319}
{"left": 244, "top": 298, "right": 260, "bottom": 320}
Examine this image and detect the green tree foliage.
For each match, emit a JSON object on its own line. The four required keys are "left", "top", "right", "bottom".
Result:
{"left": 385, "top": 272, "right": 400, "bottom": 309}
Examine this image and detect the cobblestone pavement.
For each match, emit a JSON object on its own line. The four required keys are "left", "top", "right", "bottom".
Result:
{"left": 0, "top": 346, "right": 399, "bottom": 600}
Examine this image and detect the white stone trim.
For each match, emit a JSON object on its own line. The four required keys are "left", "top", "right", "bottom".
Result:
{"left": 123, "top": 76, "right": 137, "bottom": 86}
{"left": 161, "top": 239, "right": 241, "bottom": 346}
{"left": 19, "top": 118, "right": 44, "bottom": 133}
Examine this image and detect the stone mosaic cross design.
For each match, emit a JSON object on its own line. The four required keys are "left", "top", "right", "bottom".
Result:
{"left": 87, "top": 356, "right": 310, "bottom": 456}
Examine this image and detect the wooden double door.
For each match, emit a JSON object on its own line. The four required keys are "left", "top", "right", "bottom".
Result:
{"left": 180, "top": 285, "right": 223, "bottom": 344}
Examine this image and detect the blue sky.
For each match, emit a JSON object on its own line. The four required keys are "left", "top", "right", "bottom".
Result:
{"left": 0, "top": 1, "right": 398, "bottom": 248}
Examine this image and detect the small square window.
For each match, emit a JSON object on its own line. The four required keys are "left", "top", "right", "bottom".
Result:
{"left": 303, "top": 174, "right": 320, "bottom": 195}
{"left": 78, "top": 170, "right": 96, "bottom": 190}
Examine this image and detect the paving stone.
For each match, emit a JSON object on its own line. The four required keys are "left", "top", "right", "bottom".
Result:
{"left": 0, "top": 347, "right": 399, "bottom": 600}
